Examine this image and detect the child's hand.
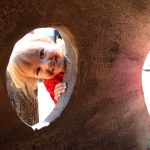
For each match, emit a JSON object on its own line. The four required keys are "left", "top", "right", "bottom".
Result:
{"left": 54, "top": 82, "right": 67, "bottom": 101}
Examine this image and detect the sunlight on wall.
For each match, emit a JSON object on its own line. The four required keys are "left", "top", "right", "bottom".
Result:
{"left": 38, "top": 81, "right": 55, "bottom": 122}
{"left": 31, "top": 81, "right": 55, "bottom": 130}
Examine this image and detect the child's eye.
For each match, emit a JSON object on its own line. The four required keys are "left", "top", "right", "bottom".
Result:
{"left": 40, "top": 49, "right": 45, "bottom": 59}
{"left": 36, "top": 67, "right": 41, "bottom": 76}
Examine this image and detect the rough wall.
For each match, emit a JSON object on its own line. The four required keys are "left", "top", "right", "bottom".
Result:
{"left": 0, "top": 0, "right": 150, "bottom": 149}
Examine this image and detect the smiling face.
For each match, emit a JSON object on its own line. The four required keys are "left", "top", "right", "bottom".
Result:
{"left": 16, "top": 40, "right": 65, "bottom": 79}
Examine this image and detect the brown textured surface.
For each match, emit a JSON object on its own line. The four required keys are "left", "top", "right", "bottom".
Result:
{"left": 6, "top": 72, "right": 39, "bottom": 125}
{"left": 1, "top": 0, "right": 150, "bottom": 149}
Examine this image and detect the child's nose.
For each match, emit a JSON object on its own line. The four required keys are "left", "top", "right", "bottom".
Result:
{"left": 40, "top": 59, "right": 49, "bottom": 67}
{"left": 41, "top": 58, "right": 54, "bottom": 69}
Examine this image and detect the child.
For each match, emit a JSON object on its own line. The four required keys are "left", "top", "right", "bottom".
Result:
{"left": 7, "top": 32, "right": 67, "bottom": 105}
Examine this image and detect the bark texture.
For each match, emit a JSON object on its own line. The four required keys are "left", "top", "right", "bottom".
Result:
{"left": 6, "top": 73, "right": 39, "bottom": 125}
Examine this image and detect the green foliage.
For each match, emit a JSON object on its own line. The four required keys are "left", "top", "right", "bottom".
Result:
{"left": 146, "top": 138, "right": 150, "bottom": 147}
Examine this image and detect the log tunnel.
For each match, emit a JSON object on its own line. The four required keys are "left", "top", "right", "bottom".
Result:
{"left": 1, "top": 0, "right": 150, "bottom": 149}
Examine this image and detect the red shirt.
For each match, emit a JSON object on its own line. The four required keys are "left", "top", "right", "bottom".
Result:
{"left": 44, "top": 73, "right": 64, "bottom": 104}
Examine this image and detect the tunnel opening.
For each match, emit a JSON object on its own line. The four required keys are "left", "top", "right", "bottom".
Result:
{"left": 142, "top": 51, "right": 150, "bottom": 115}
{"left": 6, "top": 27, "right": 78, "bottom": 130}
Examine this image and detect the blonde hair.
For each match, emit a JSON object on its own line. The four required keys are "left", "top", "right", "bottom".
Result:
{"left": 7, "top": 33, "right": 55, "bottom": 100}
